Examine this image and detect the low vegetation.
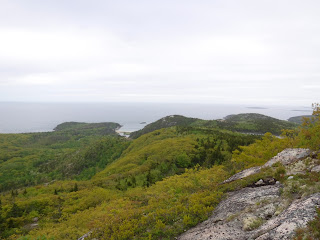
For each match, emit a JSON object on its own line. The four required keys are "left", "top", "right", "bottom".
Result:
{"left": 0, "top": 106, "right": 319, "bottom": 239}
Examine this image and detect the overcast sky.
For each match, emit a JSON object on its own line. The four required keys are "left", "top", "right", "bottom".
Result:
{"left": 0, "top": 0, "right": 319, "bottom": 105}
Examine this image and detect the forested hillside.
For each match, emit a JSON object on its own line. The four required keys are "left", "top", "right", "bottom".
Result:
{"left": 130, "top": 113, "right": 297, "bottom": 139}
{"left": 288, "top": 115, "right": 313, "bottom": 124}
{"left": 0, "top": 122, "right": 127, "bottom": 192}
{"left": 218, "top": 113, "right": 297, "bottom": 134}
{"left": 129, "top": 115, "right": 200, "bottom": 139}
{"left": 0, "top": 107, "right": 319, "bottom": 240}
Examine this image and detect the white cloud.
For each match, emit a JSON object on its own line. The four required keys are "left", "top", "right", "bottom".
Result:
{"left": 0, "top": 0, "right": 319, "bottom": 105}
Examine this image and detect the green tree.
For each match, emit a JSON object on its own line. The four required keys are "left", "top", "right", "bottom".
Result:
{"left": 73, "top": 183, "right": 78, "bottom": 192}
{"left": 298, "top": 103, "right": 320, "bottom": 150}
{"left": 8, "top": 203, "right": 22, "bottom": 218}
{"left": 176, "top": 152, "right": 191, "bottom": 168}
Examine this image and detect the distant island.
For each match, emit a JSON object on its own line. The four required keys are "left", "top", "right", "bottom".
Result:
{"left": 291, "top": 109, "right": 312, "bottom": 112}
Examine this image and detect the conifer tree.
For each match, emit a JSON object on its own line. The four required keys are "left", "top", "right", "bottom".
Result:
{"left": 73, "top": 183, "right": 78, "bottom": 192}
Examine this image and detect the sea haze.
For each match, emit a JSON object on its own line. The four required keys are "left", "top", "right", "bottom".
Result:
{"left": 0, "top": 102, "right": 313, "bottom": 133}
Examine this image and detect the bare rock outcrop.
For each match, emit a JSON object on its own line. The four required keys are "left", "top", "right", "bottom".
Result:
{"left": 222, "top": 166, "right": 262, "bottom": 184}
{"left": 77, "top": 231, "right": 92, "bottom": 240}
{"left": 178, "top": 148, "right": 320, "bottom": 240}
{"left": 179, "top": 185, "right": 320, "bottom": 240}
{"left": 263, "top": 148, "right": 311, "bottom": 167}
{"left": 311, "top": 165, "right": 320, "bottom": 173}
{"left": 252, "top": 193, "right": 320, "bottom": 240}
{"left": 223, "top": 148, "right": 311, "bottom": 184}
{"left": 178, "top": 184, "right": 283, "bottom": 240}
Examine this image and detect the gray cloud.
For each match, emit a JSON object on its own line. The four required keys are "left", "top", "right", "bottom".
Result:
{"left": 0, "top": 0, "right": 320, "bottom": 105}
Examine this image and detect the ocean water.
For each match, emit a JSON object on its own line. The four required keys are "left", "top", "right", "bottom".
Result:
{"left": 0, "top": 102, "right": 313, "bottom": 133}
